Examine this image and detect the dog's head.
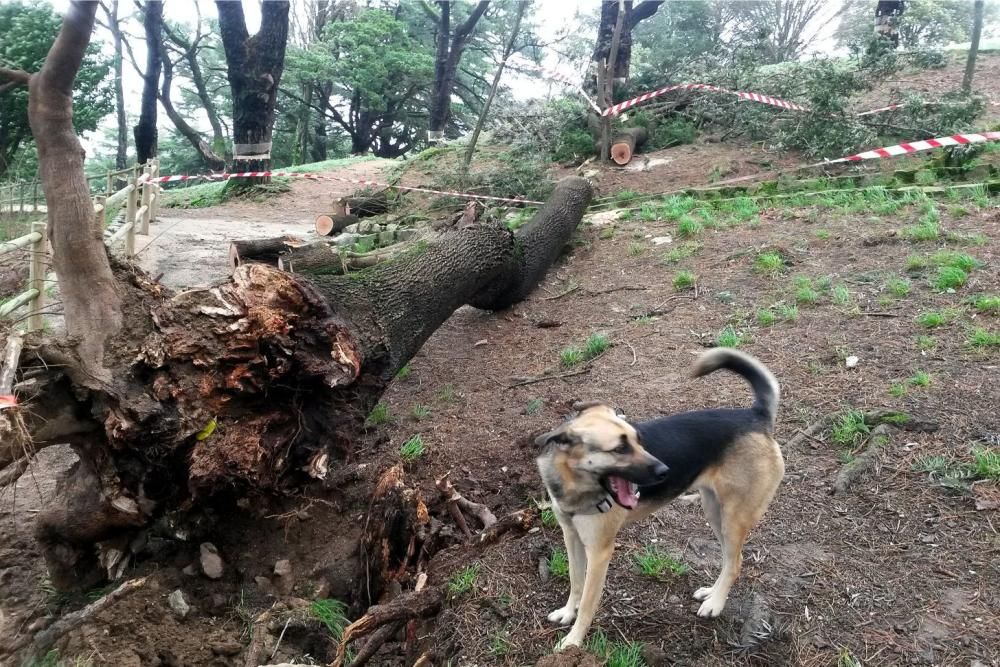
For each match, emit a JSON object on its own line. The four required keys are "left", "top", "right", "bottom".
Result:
{"left": 535, "top": 401, "right": 669, "bottom": 510}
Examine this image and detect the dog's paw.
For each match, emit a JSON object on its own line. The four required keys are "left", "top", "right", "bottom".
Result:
{"left": 547, "top": 605, "right": 577, "bottom": 625}
{"left": 554, "top": 634, "right": 583, "bottom": 651}
{"left": 693, "top": 585, "right": 715, "bottom": 601}
{"left": 696, "top": 595, "right": 727, "bottom": 618}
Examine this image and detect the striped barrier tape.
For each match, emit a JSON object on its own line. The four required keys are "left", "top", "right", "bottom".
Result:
{"left": 825, "top": 131, "right": 1000, "bottom": 164}
{"left": 509, "top": 57, "right": 602, "bottom": 114}
{"left": 0, "top": 394, "right": 16, "bottom": 410}
{"left": 603, "top": 83, "right": 808, "bottom": 117}
{"left": 148, "top": 170, "right": 545, "bottom": 205}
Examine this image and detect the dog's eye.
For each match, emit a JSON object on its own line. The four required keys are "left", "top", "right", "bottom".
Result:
{"left": 613, "top": 437, "right": 631, "bottom": 454}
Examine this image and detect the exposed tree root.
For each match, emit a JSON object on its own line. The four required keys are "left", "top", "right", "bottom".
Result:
{"left": 331, "top": 588, "right": 445, "bottom": 667}
{"left": 832, "top": 425, "right": 892, "bottom": 496}
{"left": 244, "top": 609, "right": 274, "bottom": 667}
{"left": 435, "top": 472, "right": 497, "bottom": 540}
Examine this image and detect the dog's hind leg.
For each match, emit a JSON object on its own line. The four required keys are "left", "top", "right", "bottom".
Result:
{"left": 556, "top": 512, "right": 621, "bottom": 649}
{"left": 696, "top": 502, "right": 751, "bottom": 617}
{"left": 548, "top": 512, "right": 586, "bottom": 625}
{"left": 693, "top": 487, "right": 723, "bottom": 603}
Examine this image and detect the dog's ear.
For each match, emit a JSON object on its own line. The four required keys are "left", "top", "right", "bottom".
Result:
{"left": 571, "top": 400, "right": 608, "bottom": 412}
{"left": 534, "top": 429, "right": 574, "bottom": 449}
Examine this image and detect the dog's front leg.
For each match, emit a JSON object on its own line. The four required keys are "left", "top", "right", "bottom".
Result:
{"left": 555, "top": 513, "right": 617, "bottom": 650}
{"left": 548, "top": 510, "right": 586, "bottom": 625}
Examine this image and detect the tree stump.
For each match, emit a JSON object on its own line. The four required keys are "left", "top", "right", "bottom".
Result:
{"left": 315, "top": 213, "right": 360, "bottom": 236}
{"left": 610, "top": 127, "right": 648, "bottom": 165}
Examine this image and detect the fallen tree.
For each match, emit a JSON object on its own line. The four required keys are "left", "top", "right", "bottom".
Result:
{"left": 610, "top": 127, "right": 648, "bottom": 165}
{"left": 228, "top": 235, "right": 305, "bottom": 269}
{"left": 0, "top": 3, "right": 593, "bottom": 597}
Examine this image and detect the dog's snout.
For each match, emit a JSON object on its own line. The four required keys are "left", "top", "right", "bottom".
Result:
{"left": 652, "top": 461, "right": 669, "bottom": 480}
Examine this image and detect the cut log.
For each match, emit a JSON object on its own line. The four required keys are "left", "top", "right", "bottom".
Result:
{"left": 315, "top": 213, "right": 360, "bottom": 237}
{"left": 228, "top": 236, "right": 304, "bottom": 270}
{"left": 341, "top": 190, "right": 391, "bottom": 218}
{"left": 278, "top": 243, "right": 344, "bottom": 274}
{"left": 610, "top": 127, "right": 648, "bottom": 165}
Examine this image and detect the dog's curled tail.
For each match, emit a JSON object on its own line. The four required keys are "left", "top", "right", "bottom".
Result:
{"left": 691, "top": 348, "right": 780, "bottom": 427}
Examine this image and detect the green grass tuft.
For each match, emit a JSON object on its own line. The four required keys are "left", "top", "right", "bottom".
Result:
{"left": 628, "top": 242, "right": 646, "bottom": 257}
{"left": 677, "top": 215, "right": 703, "bottom": 237}
{"left": 585, "top": 332, "right": 612, "bottom": 358}
{"left": 412, "top": 404, "right": 431, "bottom": 420}
{"left": 902, "top": 215, "right": 941, "bottom": 242}
{"left": 916, "top": 335, "right": 936, "bottom": 350}
{"left": 831, "top": 410, "right": 870, "bottom": 447}
{"left": 916, "top": 309, "right": 956, "bottom": 328}
{"left": 540, "top": 507, "right": 558, "bottom": 528}
{"left": 673, "top": 270, "right": 697, "bottom": 291}
{"left": 908, "top": 370, "right": 931, "bottom": 387}
{"left": 753, "top": 251, "right": 785, "bottom": 276}
{"left": 933, "top": 266, "right": 968, "bottom": 290}
{"left": 399, "top": 434, "right": 426, "bottom": 461}
{"left": 831, "top": 284, "right": 851, "bottom": 305}
{"left": 716, "top": 326, "right": 744, "bottom": 348}
{"left": 930, "top": 251, "right": 979, "bottom": 272}
{"left": 395, "top": 364, "right": 412, "bottom": 380}
{"left": 889, "top": 383, "right": 907, "bottom": 398}
{"left": 447, "top": 563, "right": 480, "bottom": 597}
{"left": 633, "top": 545, "right": 689, "bottom": 577}
{"left": 814, "top": 229, "right": 830, "bottom": 240}
{"left": 757, "top": 309, "right": 777, "bottom": 326}
{"left": 661, "top": 241, "right": 702, "bottom": 264}
{"left": 599, "top": 226, "right": 616, "bottom": 240}
{"left": 526, "top": 398, "right": 544, "bottom": 415}
{"left": 776, "top": 303, "right": 799, "bottom": 321}
{"left": 365, "top": 402, "right": 392, "bottom": 427}
{"left": 970, "top": 294, "right": 1000, "bottom": 314}
{"left": 968, "top": 328, "right": 1000, "bottom": 347}
{"left": 794, "top": 277, "right": 819, "bottom": 305}
{"left": 560, "top": 347, "right": 583, "bottom": 367}
{"left": 548, "top": 549, "right": 569, "bottom": 578}
{"left": 971, "top": 447, "right": 1000, "bottom": 481}
{"left": 887, "top": 277, "right": 911, "bottom": 298}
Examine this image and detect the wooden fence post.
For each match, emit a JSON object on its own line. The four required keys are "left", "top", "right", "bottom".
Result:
{"left": 106, "top": 171, "right": 113, "bottom": 197}
{"left": 126, "top": 166, "right": 138, "bottom": 233}
{"left": 140, "top": 164, "right": 152, "bottom": 235}
{"left": 32, "top": 179, "right": 39, "bottom": 212}
{"left": 27, "top": 221, "right": 47, "bottom": 332}
{"left": 151, "top": 158, "right": 161, "bottom": 222}
{"left": 18, "top": 182, "right": 25, "bottom": 214}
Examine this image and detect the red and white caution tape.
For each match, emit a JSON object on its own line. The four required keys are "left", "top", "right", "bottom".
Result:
{"left": 0, "top": 394, "right": 16, "bottom": 410}
{"left": 603, "top": 83, "right": 808, "bottom": 117}
{"left": 148, "top": 170, "right": 544, "bottom": 205}
{"left": 855, "top": 103, "right": 905, "bottom": 117}
{"left": 824, "top": 131, "right": 1000, "bottom": 164}
{"left": 509, "top": 56, "right": 602, "bottom": 114}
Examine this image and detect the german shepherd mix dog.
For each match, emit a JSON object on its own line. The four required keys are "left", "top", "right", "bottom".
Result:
{"left": 535, "top": 348, "right": 784, "bottom": 649}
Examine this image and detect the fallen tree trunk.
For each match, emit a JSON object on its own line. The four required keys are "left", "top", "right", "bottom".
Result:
{"left": 315, "top": 213, "right": 359, "bottom": 237}
{"left": 341, "top": 191, "right": 391, "bottom": 217}
{"left": 10, "top": 176, "right": 592, "bottom": 591}
{"left": 228, "top": 236, "right": 304, "bottom": 270}
{"left": 278, "top": 242, "right": 343, "bottom": 274}
{"left": 610, "top": 127, "right": 648, "bottom": 165}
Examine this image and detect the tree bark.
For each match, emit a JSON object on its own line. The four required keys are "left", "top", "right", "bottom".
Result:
{"left": 216, "top": 0, "right": 290, "bottom": 179}
{"left": 461, "top": 1, "right": 525, "bottom": 173}
{"left": 427, "top": 0, "right": 490, "bottom": 140}
{"left": 610, "top": 127, "right": 648, "bottom": 165}
{"left": 599, "top": 1, "right": 626, "bottom": 163}
{"left": 874, "top": 0, "right": 905, "bottom": 49}
{"left": 342, "top": 191, "right": 391, "bottom": 217}
{"left": 962, "top": 0, "right": 984, "bottom": 93}
{"left": 591, "top": 1, "right": 663, "bottom": 88}
{"left": 229, "top": 236, "right": 304, "bottom": 269}
{"left": 159, "top": 44, "right": 227, "bottom": 171}
{"left": 134, "top": 1, "right": 162, "bottom": 164}
{"left": 103, "top": 0, "right": 128, "bottom": 170}
{"left": 14, "top": 176, "right": 591, "bottom": 591}
{"left": 315, "top": 213, "right": 359, "bottom": 237}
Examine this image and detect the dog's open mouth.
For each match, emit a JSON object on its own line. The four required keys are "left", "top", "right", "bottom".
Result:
{"left": 604, "top": 475, "right": 640, "bottom": 510}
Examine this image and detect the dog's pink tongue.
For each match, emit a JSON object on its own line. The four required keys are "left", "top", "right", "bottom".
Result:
{"left": 610, "top": 476, "right": 639, "bottom": 509}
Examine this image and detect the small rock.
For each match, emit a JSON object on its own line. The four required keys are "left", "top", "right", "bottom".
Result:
{"left": 342, "top": 223, "right": 360, "bottom": 234}
{"left": 209, "top": 593, "right": 228, "bottom": 612}
{"left": 538, "top": 557, "right": 550, "bottom": 583}
{"left": 642, "top": 644, "right": 670, "bottom": 666}
{"left": 396, "top": 229, "right": 417, "bottom": 241}
{"left": 312, "top": 578, "right": 331, "bottom": 599}
{"left": 255, "top": 575, "right": 276, "bottom": 596}
{"left": 651, "top": 236, "right": 672, "bottom": 245}
{"left": 182, "top": 563, "right": 198, "bottom": 577}
{"left": 384, "top": 223, "right": 399, "bottom": 232}
{"left": 378, "top": 230, "right": 395, "bottom": 245}
{"left": 274, "top": 559, "right": 293, "bottom": 577}
{"left": 211, "top": 641, "right": 242, "bottom": 657}
{"left": 168, "top": 590, "right": 190, "bottom": 619}
{"left": 27, "top": 616, "right": 52, "bottom": 633}
{"left": 845, "top": 355, "right": 859, "bottom": 368}
{"left": 273, "top": 559, "right": 294, "bottom": 595}
{"left": 473, "top": 339, "right": 488, "bottom": 347}
{"left": 199, "top": 542, "right": 224, "bottom": 579}
{"left": 667, "top": 594, "right": 681, "bottom": 604}
{"left": 331, "top": 232, "right": 359, "bottom": 247}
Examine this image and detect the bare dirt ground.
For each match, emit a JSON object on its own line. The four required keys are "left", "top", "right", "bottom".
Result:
{"left": 2, "top": 63, "right": 1000, "bottom": 666}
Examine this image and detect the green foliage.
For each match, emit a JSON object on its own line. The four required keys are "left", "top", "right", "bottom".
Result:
{"left": 969, "top": 328, "right": 1000, "bottom": 348}
{"left": 628, "top": 242, "right": 646, "bottom": 257}
{"left": 933, "top": 266, "right": 968, "bottom": 290}
{"left": 489, "top": 632, "right": 513, "bottom": 657}
{"left": 776, "top": 303, "right": 799, "bottom": 321}
{"left": 447, "top": 563, "right": 480, "bottom": 597}
{"left": 754, "top": 251, "right": 785, "bottom": 276}
{"left": 831, "top": 284, "right": 851, "bottom": 305}
{"left": 757, "top": 309, "right": 777, "bottom": 326}
{"left": 0, "top": 2, "right": 113, "bottom": 179}
{"left": 633, "top": 545, "right": 689, "bottom": 577}
{"left": 400, "top": 435, "right": 425, "bottom": 461}
{"left": 648, "top": 117, "right": 697, "bottom": 149}
{"left": 971, "top": 447, "right": 1000, "bottom": 481}
{"left": 931, "top": 251, "right": 979, "bottom": 272}
{"left": 971, "top": 295, "right": 1000, "bottom": 314}
{"left": 540, "top": 507, "right": 558, "bottom": 528}
{"left": 677, "top": 215, "right": 703, "bottom": 237}
{"left": 365, "top": 402, "right": 392, "bottom": 427}
{"left": 908, "top": 370, "right": 931, "bottom": 387}
{"left": 916, "top": 335, "right": 936, "bottom": 350}
{"left": 836, "top": 0, "right": 998, "bottom": 49}
{"left": 716, "top": 326, "right": 744, "bottom": 348}
{"left": 661, "top": 241, "right": 702, "bottom": 263}
{"left": 311, "top": 598, "right": 350, "bottom": 640}
{"left": 887, "top": 278, "right": 911, "bottom": 298}
{"left": 526, "top": 398, "right": 544, "bottom": 415}
{"left": 584, "top": 332, "right": 612, "bottom": 358}
{"left": 902, "top": 213, "right": 941, "bottom": 242}
{"left": 548, "top": 549, "right": 569, "bottom": 578}
{"left": 673, "top": 271, "right": 697, "bottom": 291}
{"left": 794, "top": 277, "right": 820, "bottom": 305}
{"left": 560, "top": 346, "right": 584, "bottom": 367}
{"left": 658, "top": 195, "right": 697, "bottom": 220}
{"left": 831, "top": 410, "right": 870, "bottom": 447}
{"left": 889, "top": 382, "right": 907, "bottom": 398}
{"left": 917, "top": 310, "right": 957, "bottom": 328}
{"left": 411, "top": 404, "right": 431, "bottom": 420}
{"left": 395, "top": 364, "right": 412, "bottom": 380}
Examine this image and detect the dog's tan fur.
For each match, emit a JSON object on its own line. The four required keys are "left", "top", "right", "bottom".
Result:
{"left": 537, "top": 357, "right": 784, "bottom": 649}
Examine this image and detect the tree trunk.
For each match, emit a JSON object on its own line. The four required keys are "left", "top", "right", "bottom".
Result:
{"left": 610, "top": 127, "right": 648, "bottom": 165}
{"left": 279, "top": 242, "right": 344, "bottom": 274}
{"left": 599, "top": 1, "right": 626, "bottom": 164}
{"left": 315, "top": 213, "right": 359, "bottom": 237}
{"left": 591, "top": 1, "right": 663, "bottom": 91}
{"left": 342, "top": 191, "right": 391, "bottom": 217}
{"left": 12, "top": 176, "right": 591, "bottom": 592}
{"left": 874, "top": 0, "right": 905, "bottom": 48}
{"left": 228, "top": 236, "right": 304, "bottom": 269}
{"left": 105, "top": 0, "right": 128, "bottom": 170}
{"left": 216, "top": 0, "right": 290, "bottom": 178}
{"left": 134, "top": 1, "right": 162, "bottom": 164}
{"left": 962, "top": 0, "right": 984, "bottom": 93}
{"left": 427, "top": 0, "right": 490, "bottom": 140}
{"left": 462, "top": 1, "right": 526, "bottom": 173}
{"left": 159, "top": 45, "right": 227, "bottom": 172}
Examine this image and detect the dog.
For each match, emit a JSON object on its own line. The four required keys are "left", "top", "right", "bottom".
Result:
{"left": 535, "top": 348, "right": 784, "bottom": 649}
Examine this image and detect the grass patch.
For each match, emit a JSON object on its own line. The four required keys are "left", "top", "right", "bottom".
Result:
{"left": 661, "top": 241, "right": 702, "bottom": 263}
{"left": 489, "top": 632, "right": 514, "bottom": 657}
{"left": 831, "top": 284, "right": 851, "bottom": 305}
{"left": 447, "top": 563, "right": 480, "bottom": 597}
{"left": 831, "top": 409, "right": 870, "bottom": 447}
{"left": 364, "top": 402, "right": 392, "bottom": 427}
{"left": 673, "top": 270, "right": 697, "bottom": 291}
{"left": 757, "top": 309, "right": 777, "bottom": 326}
{"left": 716, "top": 326, "right": 744, "bottom": 348}
{"left": 930, "top": 251, "right": 979, "bottom": 272}
{"left": 526, "top": 398, "right": 544, "bottom": 415}
{"left": 563, "top": 332, "right": 612, "bottom": 366}
{"left": 776, "top": 303, "right": 799, "bottom": 321}
{"left": 677, "top": 215, "right": 703, "bottom": 237}
{"left": 886, "top": 277, "right": 911, "bottom": 298}
{"left": 615, "top": 190, "right": 641, "bottom": 206}
{"left": 540, "top": 507, "right": 558, "bottom": 528}
{"left": 560, "top": 346, "right": 585, "bottom": 367}
{"left": 905, "top": 254, "right": 929, "bottom": 272}
{"left": 599, "top": 226, "right": 616, "bottom": 240}
{"left": 311, "top": 598, "right": 350, "bottom": 640}
{"left": 753, "top": 251, "right": 785, "bottom": 276}
{"left": 901, "top": 214, "right": 941, "bottom": 242}
{"left": 628, "top": 242, "right": 645, "bottom": 257}
{"left": 815, "top": 229, "right": 830, "bottom": 240}
{"left": 658, "top": 195, "right": 697, "bottom": 220}
{"left": 548, "top": 548, "right": 569, "bottom": 578}
{"left": 412, "top": 404, "right": 431, "bottom": 420}
{"left": 970, "top": 294, "right": 1000, "bottom": 314}
{"left": 889, "top": 382, "right": 907, "bottom": 398}
{"left": 932, "top": 266, "right": 968, "bottom": 290}
{"left": 793, "top": 277, "right": 819, "bottom": 305}
{"left": 968, "top": 328, "right": 1000, "bottom": 347}
{"left": 399, "top": 435, "right": 426, "bottom": 461}
{"left": 916, "top": 335, "right": 936, "bottom": 350}
{"left": 971, "top": 447, "right": 1000, "bottom": 481}
{"left": 916, "top": 309, "right": 957, "bottom": 328}
{"left": 585, "top": 630, "right": 647, "bottom": 667}
{"left": 908, "top": 370, "right": 931, "bottom": 387}
{"left": 633, "top": 545, "right": 689, "bottom": 577}
{"left": 395, "top": 364, "right": 412, "bottom": 380}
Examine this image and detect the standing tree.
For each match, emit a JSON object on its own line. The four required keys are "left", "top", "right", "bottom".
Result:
{"left": 962, "top": 0, "right": 985, "bottom": 93}
{"left": 216, "top": 0, "right": 290, "bottom": 176}
{"left": 97, "top": 0, "right": 128, "bottom": 170}
{"left": 592, "top": 0, "right": 663, "bottom": 86}
{"left": 133, "top": 0, "right": 162, "bottom": 164}
{"left": 874, "top": 0, "right": 906, "bottom": 48}
{"left": 422, "top": 0, "right": 490, "bottom": 142}
{"left": 0, "top": 0, "right": 591, "bottom": 608}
